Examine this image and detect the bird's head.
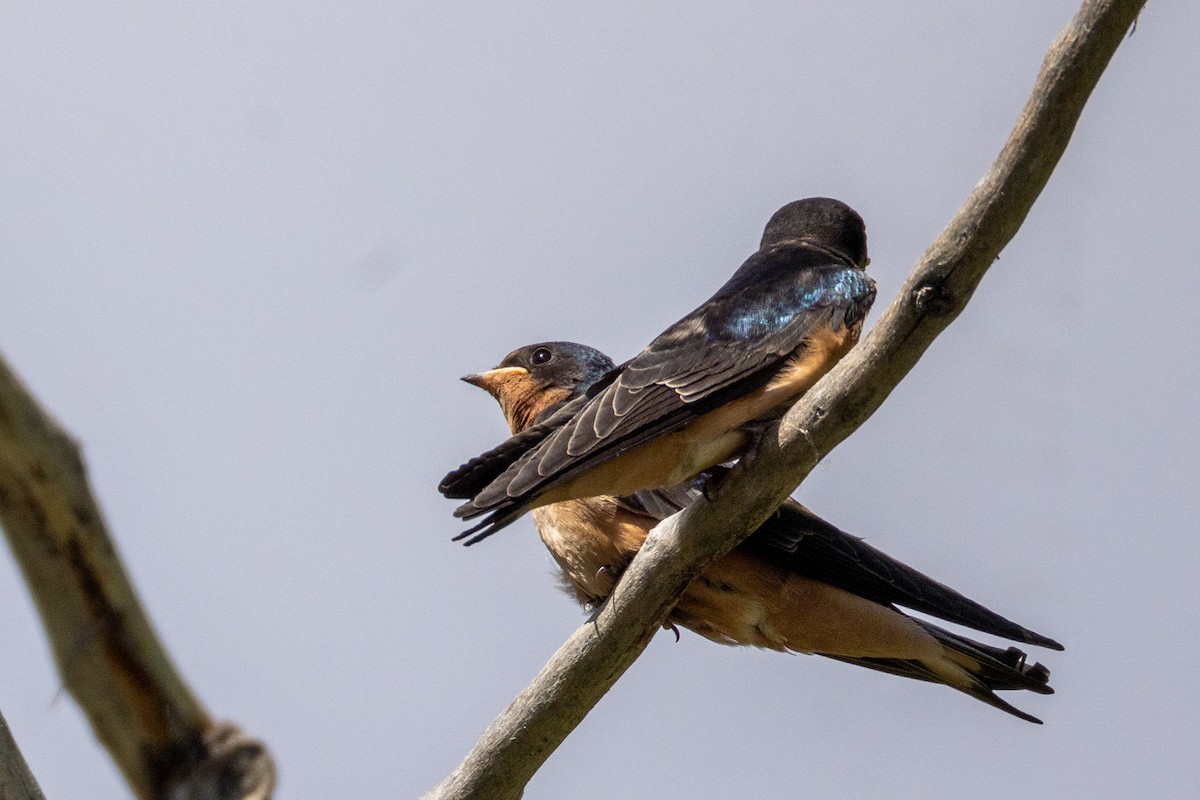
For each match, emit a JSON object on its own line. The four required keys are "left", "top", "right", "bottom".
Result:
{"left": 760, "top": 197, "right": 869, "bottom": 268}
{"left": 462, "top": 341, "right": 615, "bottom": 434}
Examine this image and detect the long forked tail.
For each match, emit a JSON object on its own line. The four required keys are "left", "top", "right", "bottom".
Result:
{"left": 823, "top": 620, "right": 1054, "bottom": 724}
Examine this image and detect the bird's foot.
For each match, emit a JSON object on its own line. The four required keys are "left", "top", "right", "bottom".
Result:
{"left": 596, "top": 563, "right": 623, "bottom": 585}
{"left": 583, "top": 564, "right": 624, "bottom": 619}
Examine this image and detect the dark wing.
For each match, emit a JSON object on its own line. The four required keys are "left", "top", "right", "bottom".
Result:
{"left": 822, "top": 620, "right": 1052, "bottom": 724}
{"left": 745, "top": 500, "right": 1063, "bottom": 650}
{"left": 454, "top": 246, "right": 875, "bottom": 539}
{"left": 438, "top": 365, "right": 621, "bottom": 499}
{"left": 618, "top": 482, "right": 1061, "bottom": 651}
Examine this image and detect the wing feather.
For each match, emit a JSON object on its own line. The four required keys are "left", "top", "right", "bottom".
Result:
{"left": 618, "top": 483, "right": 1061, "bottom": 651}
{"left": 453, "top": 243, "right": 876, "bottom": 534}
{"left": 747, "top": 500, "right": 1064, "bottom": 650}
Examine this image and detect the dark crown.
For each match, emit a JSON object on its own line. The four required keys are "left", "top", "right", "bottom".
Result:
{"left": 760, "top": 197, "right": 868, "bottom": 267}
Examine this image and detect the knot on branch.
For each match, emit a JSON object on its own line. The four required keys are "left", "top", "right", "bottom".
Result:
{"left": 912, "top": 279, "right": 957, "bottom": 316}
{"left": 166, "top": 722, "right": 276, "bottom": 800}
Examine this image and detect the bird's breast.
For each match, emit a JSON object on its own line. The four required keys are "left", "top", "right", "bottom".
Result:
{"left": 531, "top": 499, "right": 650, "bottom": 605}
{"left": 758, "top": 320, "right": 862, "bottom": 408}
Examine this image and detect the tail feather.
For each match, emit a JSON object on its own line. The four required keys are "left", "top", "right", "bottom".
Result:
{"left": 451, "top": 479, "right": 529, "bottom": 527}
{"left": 821, "top": 619, "right": 1053, "bottom": 724}
{"left": 922, "top": 623, "right": 1052, "bottom": 694}
{"left": 450, "top": 504, "right": 530, "bottom": 545}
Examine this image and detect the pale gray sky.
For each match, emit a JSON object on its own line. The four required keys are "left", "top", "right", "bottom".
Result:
{"left": 2, "top": 2, "right": 1197, "bottom": 798}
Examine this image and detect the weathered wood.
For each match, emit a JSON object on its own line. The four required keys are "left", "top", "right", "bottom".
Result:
{"left": 0, "top": 709, "right": 48, "bottom": 800}
{"left": 0, "top": 358, "right": 275, "bottom": 800}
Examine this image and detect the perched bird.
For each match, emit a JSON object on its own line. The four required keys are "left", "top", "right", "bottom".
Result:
{"left": 461, "top": 340, "right": 1062, "bottom": 723}
{"left": 441, "top": 198, "right": 877, "bottom": 543}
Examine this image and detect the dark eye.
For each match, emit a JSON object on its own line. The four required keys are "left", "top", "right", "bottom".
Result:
{"left": 530, "top": 347, "right": 553, "bottom": 365}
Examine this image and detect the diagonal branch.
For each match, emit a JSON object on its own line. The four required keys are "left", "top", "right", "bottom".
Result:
{"left": 424, "top": 1, "right": 1147, "bottom": 797}
{"left": 0, "top": 355, "right": 276, "bottom": 800}
{"left": 1, "top": 709, "right": 48, "bottom": 800}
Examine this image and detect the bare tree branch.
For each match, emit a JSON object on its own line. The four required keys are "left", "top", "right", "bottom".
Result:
{"left": 0, "top": 708, "right": 48, "bottom": 800}
{"left": 424, "top": 1, "right": 1147, "bottom": 797}
{"left": 0, "top": 356, "right": 276, "bottom": 800}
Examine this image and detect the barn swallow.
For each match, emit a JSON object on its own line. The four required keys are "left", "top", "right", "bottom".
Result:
{"left": 461, "top": 341, "right": 1062, "bottom": 723}
{"left": 441, "top": 198, "right": 877, "bottom": 542}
